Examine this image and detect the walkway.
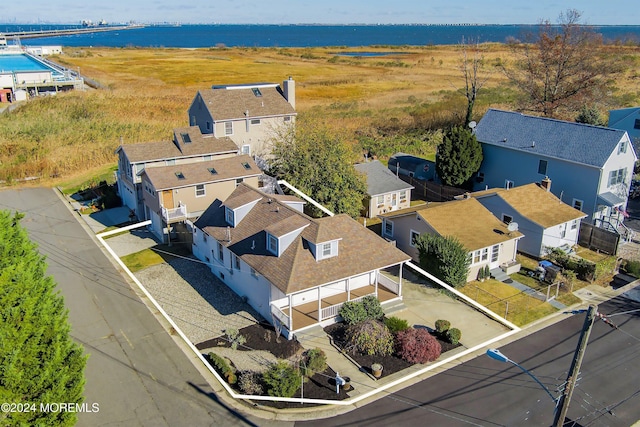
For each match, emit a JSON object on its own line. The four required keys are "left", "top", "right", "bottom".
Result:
{"left": 491, "top": 268, "right": 566, "bottom": 309}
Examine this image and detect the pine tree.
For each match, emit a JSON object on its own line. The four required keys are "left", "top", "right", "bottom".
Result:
{"left": 0, "top": 210, "right": 86, "bottom": 426}
{"left": 436, "top": 126, "right": 483, "bottom": 187}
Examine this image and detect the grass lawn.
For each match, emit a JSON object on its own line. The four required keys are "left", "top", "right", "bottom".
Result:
{"left": 121, "top": 244, "right": 192, "bottom": 273}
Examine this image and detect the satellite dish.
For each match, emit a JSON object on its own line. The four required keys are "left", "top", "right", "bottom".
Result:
{"left": 507, "top": 222, "right": 519, "bottom": 232}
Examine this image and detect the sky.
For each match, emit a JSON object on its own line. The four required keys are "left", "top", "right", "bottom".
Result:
{"left": 3, "top": 0, "right": 638, "bottom": 26}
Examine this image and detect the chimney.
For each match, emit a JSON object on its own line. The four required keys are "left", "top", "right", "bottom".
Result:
{"left": 283, "top": 76, "right": 295, "bottom": 109}
{"left": 541, "top": 176, "right": 551, "bottom": 192}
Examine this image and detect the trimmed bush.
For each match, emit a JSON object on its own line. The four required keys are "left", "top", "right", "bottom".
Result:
{"left": 446, "top": 327, "right": 462, "bottom": 345}
{"left": 384, "top": 316, "right": 410, "bottom": 334}
{"left": 361, "top": 295, "right": 385, "bottom": 320}
{"left": 238, "top": 371, "right": 263, "bottom": 395}
{"left": 208, "top": 352, "right": 236, "bottom": 383}
{"left": 301, "top": 348, "right": 327, "bottom": 378}
{"left": 435, "top": 319, "right": 451, "bottom": 334}
{"left": 395, "top": 328, "right": 442, "bottom": 364}
{"left": 339, "top": 300, "right": 368, "bottom": 325}
{"left": 346, "top": 319, "right": 394, "bottom": 357}
{"left": 546, "top": 249, "right": 596, "bottom": 281}
{"left": 263, "top": 360, "right": 302, "bottom": 398}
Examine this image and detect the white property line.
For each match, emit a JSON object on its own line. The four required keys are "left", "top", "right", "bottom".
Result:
{"left": 97, "top": 220, "right": 522, "bottom": 406}
{"left": 277, "top": 179, "right": 335, "bottom": 217}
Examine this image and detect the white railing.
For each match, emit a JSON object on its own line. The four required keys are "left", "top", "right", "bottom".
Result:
{"left": 319, "top": 294, "right": 368, "bottom": 321}
{"left": 161, "top": 204, "right": 187, "bottom": 222}
{"left": 378, "top": 273, "right": 400, "bottom": 294}
{"left": 271, "top": 305, "right": 290, "bottom": 328}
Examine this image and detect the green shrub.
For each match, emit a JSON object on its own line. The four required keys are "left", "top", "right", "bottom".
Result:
{"left": 238, "top": 371, "right": 263, "bottom": 395}
{"left": 384, "top": 316, "right": 410, "bottom": 334}
{"left": 208, "top": 352, "right": 235, "bottom": 383}
{"left": 446, "top": 327, "right": 462, "bottom": 345}
{"left": 339, "top": 300, "right": 368, "bottom": 325}
{"left": 622, "top": 259, "right": 640, "bottom": 278}
{"left": 263, "top": 361, "right": 302, "bottom": 397}
{"left": 546, "top": 249, "right": 596, "bottom": 281}
{"left": 346, "top": 319, "right": 394, "bottom": 356}
{"left": 301, "top": 348, "right": 328, "bottom": 378}
{"left": 225, "top": 328, "right": 247, "bottom": 350}
{"left": 362, "top": 295, "right": 385, "bottom": 320}
{"left": 435, "top": 319, "right": 451, "bottom": 334}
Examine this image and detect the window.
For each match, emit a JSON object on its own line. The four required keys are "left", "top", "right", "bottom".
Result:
{"left": 225, "top": 207, "right": 234, "bottom": 225}
{"left": 399, "top": 191, "right": 407, "bottom": 203}
{"left": 217, "top": 242, "right": 224, "bottom": 261}
{"left": 252, "top": 88, "right": 262, "bottom": 97}
{"left": 208, "top": 167, "right": 218, "bottom": 175}
{"left": 635, "top": 118, "right": 640, "bottom": 130}
{"left": 410, "top": 230, "right": 420, "bottom": 247}
{"left": 225, "top": 122, "right": 233, "bottom": 135}
{"left": 481, "top": 248, "right": 489, "bottom": 262}
{"left": 476, "top": 171, "right": 484, "bottom": 183}
{"left": 322, "top": 243, "right": 332, "bottom": 257}
{"left": 180, "top": 133, "right": 191, "bottom": 143}
{"left": 608, "top": 168, "right": 627, "bottom": 186}
{"left": 538, "top": 159, "right": 548, "bottom": 175}
{"left": 502, "top": 214, "right": 513, "bottom": 225}
{"left": 233, "top": 253, "right": 241, "bottom": 270}
{"left": 267, "top": 234, "right": 278, "bottom": 254}
{"left": 284, "top": 116, "right": 291, "bottom": 122}
{"left": 491, "top": 245, "right": 499, "bottom": 262}
{"left": 195, "top": 184, "right": 205, "bottom": 197}
{"left": 505, "top": 180, "right": 514, "bottom": 189}
{"left": 571, "top": 219, "right": 578, "bottom": 230}
{"left": 383, "top": 220, "right": 394, "bottom": 237}
{"left": 241, "top": 144, "right": 250, "bottom": 155}
{"left": 250, "top": 119, "right": 261, "bottom": 125}
{"left": 242, "top": 162, "right": 252, "bottom": 170}
{"left": 235, "top": 178, "right": 244, "bottom": 187}
{"left": 206, "top": 121, "right": 211, "bottom": 131}
{"left": 166, "top": 159, "right": 176, "bottom": 166}
{"left": 472, "top": 250, "right": 481, "bottom": 264}
{"left": 618, "top": 140, "right": 627, "bottom": 154}
{"left": 573, "top": 199, "right": 583, "bottom": 211}
{"left": 376, "top": 195, "right": 385, "bottom": 208}
{"left": 175, "top": 172, "right": 185, "bottom": 180}
{"left": 250, "top": 267, "right": 257, "bottom": 278}
{"left": 203, "top": 155, "right": 212, "bottom": 161}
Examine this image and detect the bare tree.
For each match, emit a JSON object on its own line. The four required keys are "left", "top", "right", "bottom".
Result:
{"left": 457, "top": 37, "right": 490, "bottom": 126}
{"left": 503, "top": 9, "right": 617, "bottom": 118}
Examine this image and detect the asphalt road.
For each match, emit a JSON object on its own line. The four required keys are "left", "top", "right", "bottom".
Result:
{"left": 0, "top": 188, "right": 273, "bottom": 426}
{"left": 298, "top": 290, "right": 640, "bottom": 426}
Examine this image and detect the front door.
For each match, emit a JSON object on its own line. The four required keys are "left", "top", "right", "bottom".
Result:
{"left": 391, "top": 193, "right": 398, "bottom": 209}
{"left": 162, "top": 190, "right": 174, "bottom": 208}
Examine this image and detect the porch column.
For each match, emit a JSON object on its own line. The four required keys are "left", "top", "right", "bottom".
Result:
{"left": 317, "top": 287, "right": 322, "bottom": 321}
{"left": 347, "top": 277, "right": 351, "bottom": 301}
{"left": 375, "top": 270, "right": 379, "bottom": 296}
{"left": 398, "top": 263, "right": 403, "bottom": 297}
{"left": 288, "top": 295, "right": 292, "bottom": 331}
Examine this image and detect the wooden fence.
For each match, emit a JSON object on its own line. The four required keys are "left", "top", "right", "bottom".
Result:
{"left": 578, "top": 222, "right": 619, "bottom": 255}
{"left": 398, "top": 175, "right": 466, "bottom": 202}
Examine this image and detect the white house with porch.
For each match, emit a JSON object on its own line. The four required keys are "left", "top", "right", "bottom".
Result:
{"left": 190, "top": 183, "right": 410, "bottom": 339}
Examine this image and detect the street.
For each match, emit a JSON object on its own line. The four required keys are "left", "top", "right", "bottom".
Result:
{"left": 298, "top": 289, "right": 640, "bottom": 426}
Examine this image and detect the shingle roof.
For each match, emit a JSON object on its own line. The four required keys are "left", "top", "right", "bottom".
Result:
{"left": 194, "top": 184, "right": 409, "bottom": 294}
{"left": 472, "top": 183, "right": 587, "bottom": 228}
{"left": 475, "top": 109, "right": 628, "bottom": 168}
{"left": 354, "top": 160, "right": 414, "bottom": 196}
{"left": 140, "top": 155, "right": 260, "bottom": 190}
{"left": 118, "top": 129, "right": 238, "bottom": 163}
{"left": 198, "top": 84, "right": 296, "bottom": 121}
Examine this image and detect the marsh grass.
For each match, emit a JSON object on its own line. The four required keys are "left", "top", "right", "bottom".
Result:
{"left": 3, "top": 44, "right": 640, "bottom": 185}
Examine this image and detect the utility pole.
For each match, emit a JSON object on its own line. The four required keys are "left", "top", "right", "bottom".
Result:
{"left": 553, "top": 304, "right": 597, "bottom": 427}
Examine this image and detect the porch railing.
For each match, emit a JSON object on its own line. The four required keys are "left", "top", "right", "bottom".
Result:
{"left": 161, "top": 204, "right": 187, "bottom": 223}
{"left": 270, "top": 304, "right": 290, "bottom": 329}
{"left": 378, "top": 273, "right": 400, "bottom": 294}
{"left": 320, "top": 294, "right": 368, "bottom": 321}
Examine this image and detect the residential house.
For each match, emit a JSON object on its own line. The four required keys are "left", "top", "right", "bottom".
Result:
{"left": 609, "top": 107, "right": 640, "bottom": 149}
{"left": 191, "top": 183, "right": 410, "bottom": 339}
{"left": 354, "top": 160, "right": 414, "bottom": 218}
{"left": 188, "top": 78, "right": 297, "bottom": 158}
{"left": 116, "top": 126, "right": 239, "bottom": 216}
{"left": 388, "top": 152, "right": 438, "bottom": 181}
{"left": 472, "top": 109, "right": 636, "bottom": 229}
{"left": 470, "top": 182, "right": 587, "bottom": 258}
{"left": 139, "top": 155, "right": 261, "bottom": 242}
{"left": 379, "top": 197, "right": 523, "bottom": 282}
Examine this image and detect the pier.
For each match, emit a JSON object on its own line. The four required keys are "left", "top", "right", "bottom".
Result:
{"left": 2, "top": 24, "right": 145, "bottom": 40}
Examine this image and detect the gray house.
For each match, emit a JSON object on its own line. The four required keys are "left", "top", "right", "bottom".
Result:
{"left": 609, "top": 107, "right": 640, "bottom": 147}
{"left": 354, "top": 160, "right": 414, "bottom": 218}
{"left": 473, "top": 109, "right": 636, "bottom": 229}
{"left": 388, "top": 153, "right": 438, "bottom": 181}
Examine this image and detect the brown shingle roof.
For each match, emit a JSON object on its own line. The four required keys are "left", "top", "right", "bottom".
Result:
{"left": 141, "top": 155, "right": 260, "bottom": 190}
{"left": 198, "top": 84, "right": 296, "bottom": 121}
{"left": 196, "top": 184, "right": 409, "bottom": 294}
{"left": 412, "top": 198, "right": 522, "bottom": 251}
{"left": 474, "top": 183, "right": 587, "bottom": 228}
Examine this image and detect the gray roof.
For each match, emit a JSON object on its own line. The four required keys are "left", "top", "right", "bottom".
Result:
{"left": 597, "top": 192, "right": 626, "bottom": 207}
{"left": 354, "top": 160, "right": 414, "bottom": 197}
{"left": 475, "top": 109, "right": 628, "bottom": 168}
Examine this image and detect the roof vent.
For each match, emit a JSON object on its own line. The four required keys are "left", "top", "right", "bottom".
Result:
{"left": 531, "top": 141, "right": 536, "bottom": 148}
{"left": 503, "top": 138, "right": 508, "bottom": 143}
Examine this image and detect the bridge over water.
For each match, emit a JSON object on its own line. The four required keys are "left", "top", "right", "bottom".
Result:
{"left": 2, "top": 24, "right": 144, "bottom": 39}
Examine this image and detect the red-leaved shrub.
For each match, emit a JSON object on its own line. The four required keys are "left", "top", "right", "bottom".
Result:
{"left": 395, "top": 328, "right": 442, "bottom": 364}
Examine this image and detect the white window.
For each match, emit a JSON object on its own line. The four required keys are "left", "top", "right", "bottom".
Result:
{"left": 472, "top": 250, "right": 481, "bottom": 264}
{"left": 225, "top": 207, "right": 234, "bottom": 225}
{"left": 618, "top": 140, "right": 627, "bottom": 154}
{"left": 491, "top": 245, "right": 499, "bottom": 262}
{"left": 481, "top": 248, "right": 489, "bottom": 262}
{"left": 399, "top": 191, "right": 407, "bottom": 203}
{"left": 505, "top": 180, "right": 514, "bottom": 189}
{"left": 376, "top": 195, "right": 384, "bottom": 208}
{"left": 410, "top": 230, "right": 420, "bottom": 247}
{"left": 608, "top": 168, "right": 627, "bottom": 186}
{"left": 267, "top": 234, "right": 278, "bottom": 254}
{"left": 241, "top": 144, "right": 251, "bottom": 155}
{"left": 573, "top": 199, "right": 583, "bottom": 211}
{"left": 217, "top": 242, "right": 224, "bottom": 261}
{"left": 195, "top": 184, "right": 205, "bottom": 197}
{"left": 322, "top": 243, "right": 332, "bottom": 257}
{"left": 383, "top": 220, "right": 394, "bottom": 237}
{"left": 225, "top": 122, "right": 233, "bottom": 135}
{"left": 250, "top": 119, "right": 261, "bottom": 125}
{"left": 571, "top": 219, "right": 578, "bottom": 230}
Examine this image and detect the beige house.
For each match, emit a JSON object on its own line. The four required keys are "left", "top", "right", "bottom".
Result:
{"left": 116, "top": 126, "right": 240, "bottom": 217}
{"left": 379, "top": 197, "right": 523, "bottom": 283}
{"left": 354, "top": 160, "right": 414, "bottom": 218}
{"left": 191, "top": 184, "right": 410, "bottom": 339}
{"left": 188, "top": 78, "right": 297, "bottom": 158}
{"left": 140, "top": 155, "right": 261, "bottom": 242}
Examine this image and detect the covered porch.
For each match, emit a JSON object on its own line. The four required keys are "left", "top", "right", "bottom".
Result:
{"left": 270, "top": 269, "right": 403, "bottom": 335}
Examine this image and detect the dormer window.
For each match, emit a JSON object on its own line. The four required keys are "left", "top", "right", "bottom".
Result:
{"left": 322, "top": 243, "right": 332, "bottom": 257}
{"left": 618, "top": 140, "right": 627, "bottom": 154}
{"left": 267, "top": 233, "right": 278, "bottom": 255}
{"left": 225, "top": 207, "right": 235, "bottom": 226}
{"left": 180, "top": 133, "right": 191, "bottom": 143}
{"left": 175, "top": 172, "right": 185, "bottom": 180}
{"left": 252, "top": 88, "right": 262, "bottom": 97}
{"left": 316, "top": 240, "right": 338, "bottom": 260}
{"left": 208, "top": 167, "right": 218, "bottom": 175}
{"left": 242, "top": 162, "right": 252, "bottom": 170}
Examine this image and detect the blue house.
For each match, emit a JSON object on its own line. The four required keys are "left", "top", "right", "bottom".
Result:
{"left": 473, "top": 109, "right": 636, "bottom": 229}
{"left": 388, "top": 153, "right": 438, "bottom": 182}
{"left": 608, "top": 107, "right": 640, "bottom": 150}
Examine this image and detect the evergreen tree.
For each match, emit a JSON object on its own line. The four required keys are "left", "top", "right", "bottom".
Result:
{"left": 415, "top": 233, "right": 470, "bottom": 288}
{"left": 436, "top": 126, "right": 483, "bottom": 187}
{"left": 0, "top": 210, "right": 86, "bottom": 426}
{"left": 575, "top": 105, "right": 606, "bottom": 126}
